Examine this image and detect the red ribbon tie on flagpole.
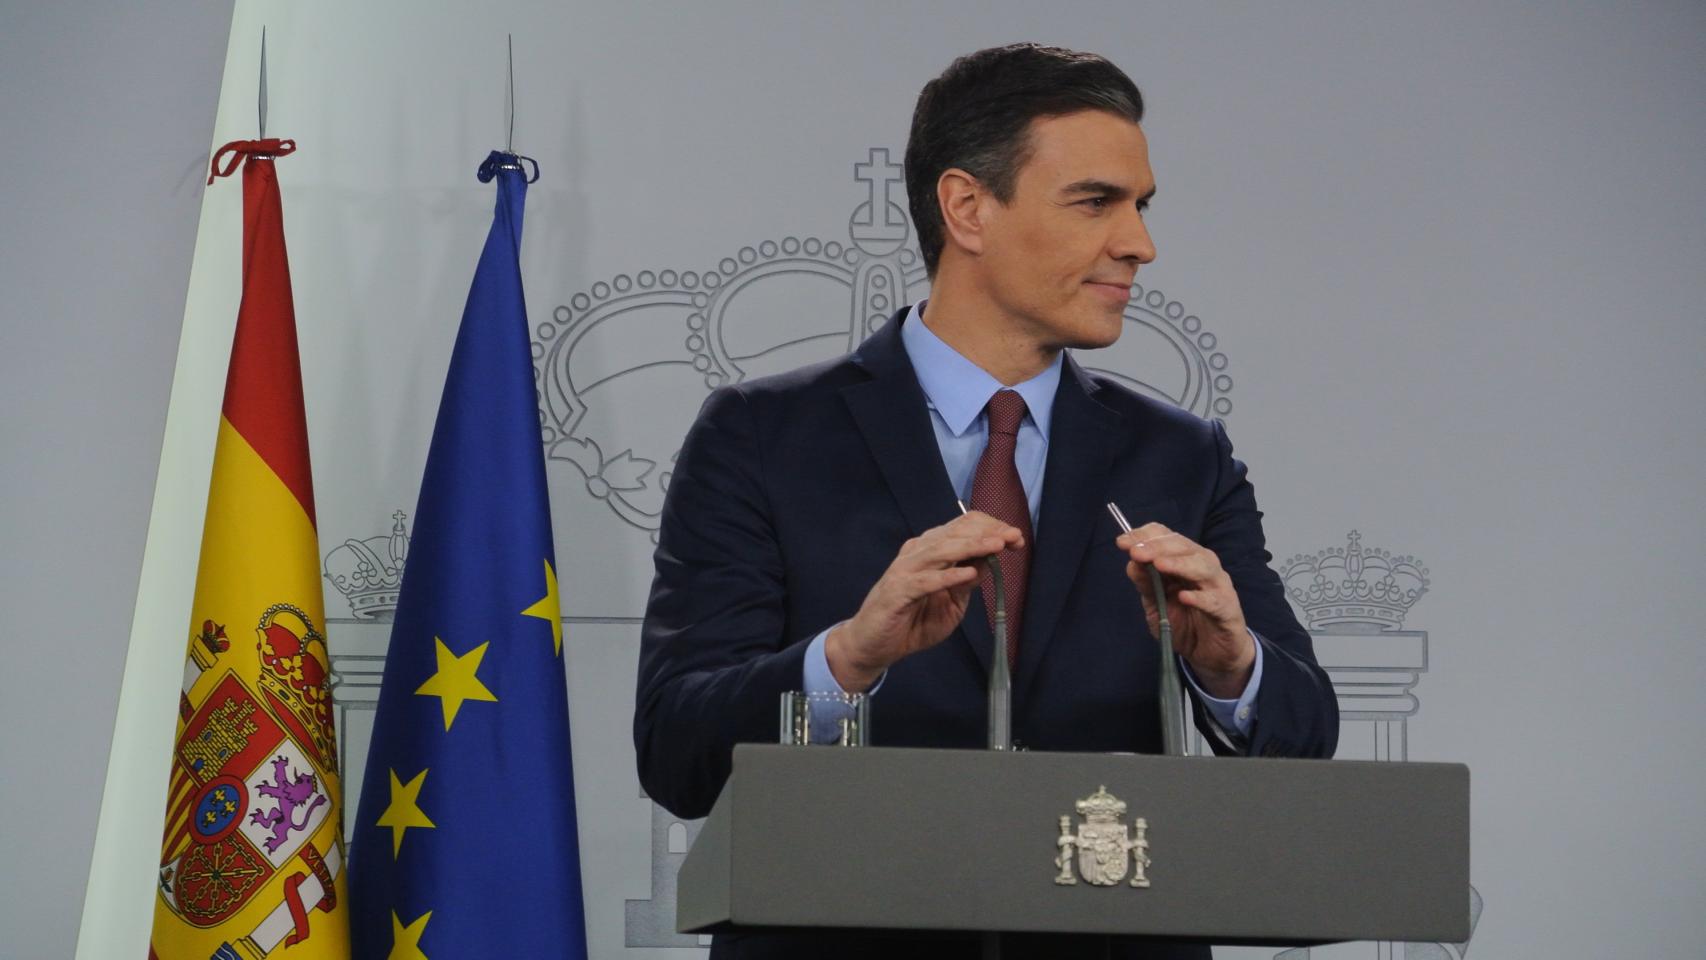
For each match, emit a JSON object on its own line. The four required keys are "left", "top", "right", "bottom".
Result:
{"left": 207, "top": 138, "right": 297, "bottom": 185}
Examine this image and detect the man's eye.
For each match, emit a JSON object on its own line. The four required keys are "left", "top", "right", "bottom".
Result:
{"left": 1082, "top": 197, "right": 1109, "bottom": 210}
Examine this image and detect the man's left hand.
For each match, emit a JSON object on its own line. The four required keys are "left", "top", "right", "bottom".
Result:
{"left": 1116, "top": 524, "right": 1255, "bottom": 699}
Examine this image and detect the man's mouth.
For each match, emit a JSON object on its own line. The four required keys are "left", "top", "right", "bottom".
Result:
{"left": 1084, "top": 279, "right": 1134, "bottom": 301}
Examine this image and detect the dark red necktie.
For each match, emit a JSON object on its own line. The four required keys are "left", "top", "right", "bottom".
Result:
{"left": 970, "top": 390, "right": 1033, "bottom": 667}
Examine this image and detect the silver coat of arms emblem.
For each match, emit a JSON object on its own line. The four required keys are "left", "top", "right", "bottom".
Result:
{"left": 1055, "top": 785, "right": 1151, "bottom": 887}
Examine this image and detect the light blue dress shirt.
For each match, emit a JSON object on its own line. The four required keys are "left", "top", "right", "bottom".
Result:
{"left": 802, "top": 304, "right": 1263, "bottom": 744}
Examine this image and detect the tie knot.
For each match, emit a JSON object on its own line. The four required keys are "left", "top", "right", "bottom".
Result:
{"left": 985, "top": 390, "right": 1028, "bottom": 437}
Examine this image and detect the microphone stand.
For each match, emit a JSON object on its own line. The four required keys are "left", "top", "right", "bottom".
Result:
{"left": 1107, "top": 503, "right": 1188, "bottom": 757}
{"left": 957, "top": 501, "right": 1013, "bottom": 752}
{"left": 1150, "top": 565, "right": 1188, "bottom": 757}
{"left": 983, "top": 555, "right": 1011, "bottom": 752}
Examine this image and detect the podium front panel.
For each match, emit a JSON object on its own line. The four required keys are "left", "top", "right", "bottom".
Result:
{"left": 679, "top": 745, "right": 1470, "bottom": 945}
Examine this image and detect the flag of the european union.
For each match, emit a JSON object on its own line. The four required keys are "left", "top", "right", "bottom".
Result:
{"left": 349, "top": 152, "right": 588, "bottom": 959}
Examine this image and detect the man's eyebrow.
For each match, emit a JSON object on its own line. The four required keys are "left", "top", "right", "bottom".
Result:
{"left": 1061, "top": 179, "right": 1157, "bottom": 206}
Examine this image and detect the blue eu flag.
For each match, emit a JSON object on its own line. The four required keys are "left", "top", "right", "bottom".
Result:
{"left": 349, "top": 153, "right": 588, "bottom": 959}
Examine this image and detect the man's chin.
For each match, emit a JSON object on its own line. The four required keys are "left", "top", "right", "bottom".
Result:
{"left": 1066, "top": 308, "right": 1127, "bottom": 350}
{"left": 1072, "top": 332, "right": 1124, "bottom": 352}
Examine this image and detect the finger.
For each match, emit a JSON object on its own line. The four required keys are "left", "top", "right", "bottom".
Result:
{"left": 901, "top": 564, "right": 981, "bottom": 599}
{"left": 1128, "top": 545, "right": 1224, "bottom": 590}
{"left": 1147, "top": 551, "right": 1226, "bottom": 585}
{"left": 944, "top": 572, "right": 981, "bottom": 609}
{"left": 942, "top": 510, "right": 1026, "bottom": 545}
{"left": 883, "top": 565, "right": 980, "bottom": 607}
{"left": 907, "top": 531, "right": 1022, "bottom": 568}
{"left": 935, "top": 533, "right": 1014, "bottom": 565}
{"left": 897, "top": 531, "right": 987, "bottom": 565}
{"left": 1124, "top": 522, "right": 1175, "bottom": 544}
{"left": 1121, "top": 539, "right": 1191, "bottom": 569}
{"left": 1174, "top": 587, "right": 1237, "bottom": 622}
{"left": 1126, "top": 562, "right": 1167, "bottom": 636}
{"left": 1121, "top": 531, "right": 1197, "bottom": 561}
{"left": 1126, "top": 559, "right": 1159, "bottom": 605}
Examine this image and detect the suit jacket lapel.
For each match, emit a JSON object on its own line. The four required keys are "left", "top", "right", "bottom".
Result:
{"left": 1014, "top": 355, "right": 1123, "bottom": 703}
{"left": 840, "top": 311, "right": 995, "bottom": 676}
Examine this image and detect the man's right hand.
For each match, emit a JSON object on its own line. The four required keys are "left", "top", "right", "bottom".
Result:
{"left": 824, "top": 511, "right": 1024, "bottom": 691}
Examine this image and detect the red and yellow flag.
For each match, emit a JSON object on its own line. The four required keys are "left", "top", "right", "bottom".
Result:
{"left": 150, "top": 139, "right": 348, "bottom": 960}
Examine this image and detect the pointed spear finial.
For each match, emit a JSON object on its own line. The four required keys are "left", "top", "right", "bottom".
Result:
{"left": 258, "top": 26, "right": 268, "bottom": 140}
{"left": 506, "top": 33, "right": 515, "bottom": 154}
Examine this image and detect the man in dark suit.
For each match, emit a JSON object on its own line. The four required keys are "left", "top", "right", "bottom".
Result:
{"left": 635, "top": 43, "right": 1338, "bottom": 959}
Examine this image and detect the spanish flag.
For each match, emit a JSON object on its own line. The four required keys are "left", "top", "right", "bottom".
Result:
{"left": 149, "top": 139, "right": 349, "bottom": 960}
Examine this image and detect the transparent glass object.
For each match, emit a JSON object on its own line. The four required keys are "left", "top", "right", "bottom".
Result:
{"left": 779, "top": 691, "right": 870, "bottom": 746}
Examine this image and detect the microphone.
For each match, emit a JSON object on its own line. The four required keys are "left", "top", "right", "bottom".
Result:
{"left": 958, "top": 501, "right": 1012, "bottom": 751}
{"left": 1107, "top": 503, "right": 1188, "bottom": 758}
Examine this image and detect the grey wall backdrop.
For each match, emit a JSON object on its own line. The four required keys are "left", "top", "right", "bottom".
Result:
{"left": 4, "top": 2, "right": 1704, "bottom": 959}
{"left": 0, "top": 3, "right": 233, "bottom": 960}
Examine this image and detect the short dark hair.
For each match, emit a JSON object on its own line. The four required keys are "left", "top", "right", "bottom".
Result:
{"left": 905, "top": 43, "right": 1145, "bottom": 277}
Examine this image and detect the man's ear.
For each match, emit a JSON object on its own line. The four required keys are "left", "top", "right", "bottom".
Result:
{"left": 937, "top": 168, "right": 989, "bottom": 259}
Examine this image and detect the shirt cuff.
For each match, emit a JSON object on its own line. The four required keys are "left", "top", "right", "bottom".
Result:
{"left": 803, "top": 625, "right": 884, "bottom": 743}
{"left": 1179, "top": 629, "right": 1264, "bottom": 738}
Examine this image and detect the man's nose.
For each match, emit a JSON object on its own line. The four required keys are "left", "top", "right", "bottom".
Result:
{"left": 1112, "top": 208, "right": 1157, "bottom": 265}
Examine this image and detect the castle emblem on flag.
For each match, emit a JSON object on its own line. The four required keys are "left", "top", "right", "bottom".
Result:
{"left": 1054, "top": 786, "right": 1152, "bottom": 888}
{"left": 158, "top": 603, "right": 339, "bottom": 934}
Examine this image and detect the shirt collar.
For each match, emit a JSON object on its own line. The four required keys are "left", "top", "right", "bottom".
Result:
{"left": 899, "top": 301, "right": 1062, "bottom": 439}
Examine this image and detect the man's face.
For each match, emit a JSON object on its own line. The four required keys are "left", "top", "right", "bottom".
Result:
{"left": 974, "top": 110, "right": 1156, "bottom": 352}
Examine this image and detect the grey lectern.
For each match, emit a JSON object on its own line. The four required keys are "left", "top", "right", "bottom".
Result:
{"left": 678, "top": 745, "right": 1469, "bottom": 947}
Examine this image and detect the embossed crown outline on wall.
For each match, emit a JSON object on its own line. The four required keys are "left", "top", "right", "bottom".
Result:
{"left": 516, "top": 147, "right": 1235, "bottom": 537}
{"left": 322, "top": 511, "right": 411, "bottom": 621}
{"left": 1281, "top": 530, "right": 1429, "bottom": 633}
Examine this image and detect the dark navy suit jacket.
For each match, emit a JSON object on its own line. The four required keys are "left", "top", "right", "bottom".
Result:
{"left": 634, "top": 310, "right": 1338, "bottom": 958}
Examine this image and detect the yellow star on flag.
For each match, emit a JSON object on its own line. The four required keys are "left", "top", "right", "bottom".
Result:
{"left": 415, "top": 637, "right": 499, "bottom": 730}
{"left": 389, "top": 908, "right": 432, "bottom": 960}
{"left": 520, "top": 558, "right": 563, "bottom": 654}
{"left": 376, "top": 768, "right": 435, "bottom": 858}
